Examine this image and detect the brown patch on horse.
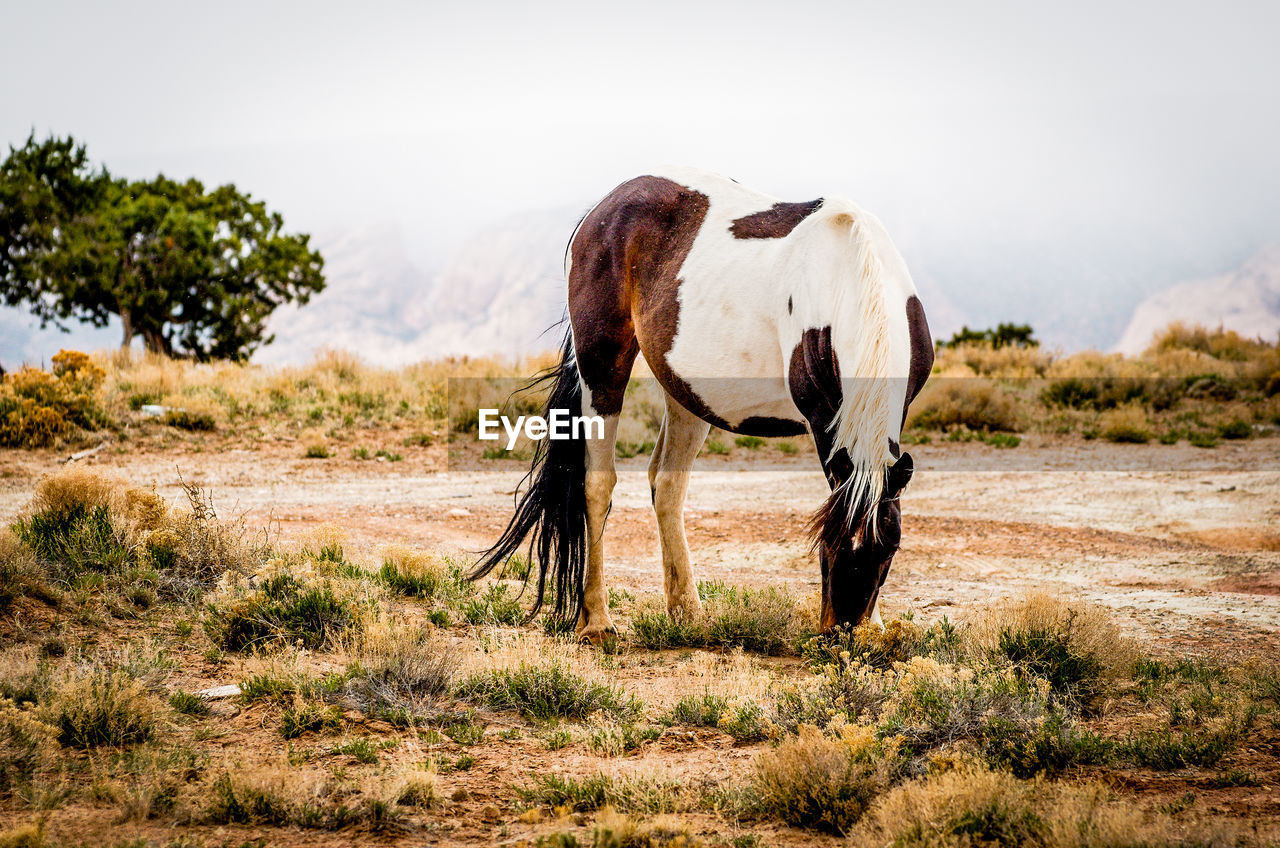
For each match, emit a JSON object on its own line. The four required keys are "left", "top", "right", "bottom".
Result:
{"left": 582, "top": 176, "right": 715, "bottom": 423}
{"left": 567, "top": 176, "right": 710, "bottom": 414}
{"left": 903, "top": 294, "right": 934, "bottom": 425}
{"left": 729, "top": 199, "right": 823, "bottom": 239}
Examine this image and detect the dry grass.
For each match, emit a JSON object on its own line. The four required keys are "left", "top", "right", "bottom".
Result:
{"left": 340, "top": 615, "right": 457, "bottom": 717}
{"left": 906, "top": 378, "right": 1024, "bottom": 433}
{"left": 5, "top": 320, "right": 1277, "bottom": 458}
{"left": 39, "top": 669, "right": 160, "bottom": 748}
{"left": 1098, "top": 404, "right": 1155, "bottom": 443}
{"left": 7, "top": 467, "right": 261, "bottom": 616}
{"left": 850, "top": 765, "right": 1238, "bottom": 847}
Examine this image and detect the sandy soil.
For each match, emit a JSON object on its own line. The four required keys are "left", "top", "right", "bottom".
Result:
{"left": 4, "top": 435, "right": 1277, "bottom": 654}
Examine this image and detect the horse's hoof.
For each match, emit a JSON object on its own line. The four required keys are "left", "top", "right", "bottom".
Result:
{"left": 577, "top": 625, "right": 618, "bottom": 647}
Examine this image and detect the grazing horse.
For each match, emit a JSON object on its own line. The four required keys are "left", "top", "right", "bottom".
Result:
{"left": 473, "top": 168, "right": 933, "bottom": 643}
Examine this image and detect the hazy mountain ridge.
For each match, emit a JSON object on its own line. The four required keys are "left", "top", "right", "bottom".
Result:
{"left": 1114, "top": 242, "right": 1280, "bottom": 354}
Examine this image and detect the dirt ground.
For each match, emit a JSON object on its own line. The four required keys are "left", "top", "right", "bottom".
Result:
{"left": 1, "top": 434, "right": 1278, "bottom": 846}
{"left": 5, "top": 434, "right": 1277, "bottom": 655}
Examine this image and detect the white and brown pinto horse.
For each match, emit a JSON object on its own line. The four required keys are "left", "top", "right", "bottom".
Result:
{"left": 474, "top": 168, "right": 933, "bottom": 643}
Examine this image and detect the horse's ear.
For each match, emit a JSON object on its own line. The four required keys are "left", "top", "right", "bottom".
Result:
{"left": 887, "top": 452, "right": 914, "bottom": 498}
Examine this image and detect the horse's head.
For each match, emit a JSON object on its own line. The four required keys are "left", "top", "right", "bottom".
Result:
{"left": 819, "top": 452, "right": 913, "bottom": 630}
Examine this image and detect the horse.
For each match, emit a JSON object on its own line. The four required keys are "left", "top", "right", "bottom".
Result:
{"left": 473, "top": 167, "right": 934, "bottom": 643}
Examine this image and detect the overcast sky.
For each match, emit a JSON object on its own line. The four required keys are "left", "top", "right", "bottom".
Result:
{"left": 3, "top": 0, "right": 1279, "bottom": 344}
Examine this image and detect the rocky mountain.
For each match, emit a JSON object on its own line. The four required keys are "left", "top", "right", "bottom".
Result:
{"left": 257, "top": 211, "right": 578, "bottom": 366}
{"left": 1114, "top": 243, "right": 1280, "bottom": 355}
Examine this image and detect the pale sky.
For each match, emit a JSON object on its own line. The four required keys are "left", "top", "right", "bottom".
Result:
{"left": 3, "top": 0, "right": 1279, "bottom": 346}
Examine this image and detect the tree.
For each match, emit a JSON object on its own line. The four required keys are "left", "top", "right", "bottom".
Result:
{"left": 937, "top": 322, "right": 1038, "bottom": 350}
{"left": 0, "top": 134, "right": 325, "bottom": 360}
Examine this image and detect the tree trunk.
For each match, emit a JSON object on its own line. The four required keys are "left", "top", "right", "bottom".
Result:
{"left": 142, "top": 329, "right": 173, "bottom": 358}
{"left": 120, "top": 307, "right": 134, "bottom": 349}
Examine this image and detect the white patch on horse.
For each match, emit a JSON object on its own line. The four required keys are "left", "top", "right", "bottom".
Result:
{"left": 652, "top": 167, "right": 920, "bottom": 519}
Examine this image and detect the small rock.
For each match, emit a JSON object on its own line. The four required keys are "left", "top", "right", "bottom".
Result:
{"left": 451, "top": 787, "right": 470, "bottom": 802}
{"left": 481, "top": 804, "right": 501, "bottom": 821}
{"left": 196, "top": 684, "right": 241, "bottom": 699}
{"left": 447, "top": 507, "right": 472, "bottom": 517}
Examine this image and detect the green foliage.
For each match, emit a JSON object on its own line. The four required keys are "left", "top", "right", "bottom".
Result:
{"left": 665, "top": 693, "right": 766, "bottom": 742}
{"left": 168, "top": 690, "right": 209, "bottom": 717}
{"left": 330, "top": 738, "right": 379, "bottom": 764}
{"left": 938, "top": 323, "right": 1038, "bottom": 349}
{"left": 1189, "top": 431, "right": 1219, "bottom": 448}
{"left": 630, "top": 581, "right": 808, "bottom": 655}
{"left": 518, "top": 773, "right": 681, "bottom": 815}
{"left": 995, "top": 625, "right": 1104, "bottom": 707}
{"left": 14, "top": 503, "right": 128, "bottom": 581}
{"left": 279, "top": 701, "right": 344, "bottom": 739}
{"left": 734, "top": 435, "right": 766, "bottom": 450}
{"left": 456, "top": 661, "right": 640, "bottom": 721}
{"left": 614, "top": 440, "right": 654, "bottom": 458}
{"left": 1, "top": 134, "right": 325, "bottom": 360}
{"left": 163, "top": 409, "right": 216, "bottom": 431}
{"left": 1216, "top": 418, "right": 1251, "bottom": 439}
{"left": 204, "top": 573, "right": 359, "bottom": 652}
{"left": 541, "top": 727, "right": 574, "bottom": 750}
{"left": 379, "top": 556, "right": 467, "bottom": 601}
{"left": 587, "top": 723, "right": 661, "bottom": 757}
{"left": 1117, "top": 725, "right": 1239, "bottom": 769}
{"left": 463, "top": 582, "right": 523, "bottom": 625}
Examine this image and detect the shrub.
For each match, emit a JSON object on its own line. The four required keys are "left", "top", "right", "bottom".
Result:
{"left": 1118, "top": 725, "right": 1239, "bottom": 769}
{"left": 378, "top": 546, "right": 472, "bottom": 603}
{"left": 168, "top": 690, "right": 209, "bottom": 717}
{"left": 1098, "top": 405, "right": 1153, "bottom": 443}
{"left": 342, "top": 619, "right": 457, "bottom": 717}
{"left": 906, "top": 379, "right": 1022, "bottom": 433}
{"left": 802, "top": 619, "right": 945, "bottom": 671}
{"left": 667, "top": 693, "right": 729, "bottom": 727}
{"left": 205, "top": 571, "right": 360, "bottom": 652}
{"left": 280, "top": 698, "right": 344, "bottom": 739}
{"left": 587, "top": 723, "right": 661, "bottom": 757}
{"left": 665, "top": 694, "right": 768, "bottom": 743}
{"left": 1216, "top": 418, "right": 1251, "bottom": 440}
{"left": 964, "top": 593, "right": 1137, "bottom": 707}
{"left": 1189, "top": 431, "right": 1219, "bottom": 448}
{"left": 0, "top": 353, "right": 110, "bottom": 448}
{"left": 9, "top": 469, "right": 257, "bottom": 608}
{"left": 751, "top": 724, "right": 896, "bottom": 834}
{"left": 43, "top": 670, "right": 158, "bottom": 748}
{"left": 463, "top": 582, "right": 523, "bottom": 625}
{"left": 456, "top": 660, "right": 640, "bottom": 721}
{"left": 591, "top": 810, "right": 700, "bottom": 848}
{"left": 1148, "top": 322, "right": 1267, "bottom": 362}
{"left": 163, "top": 409, "right": 216, "bottom": 431}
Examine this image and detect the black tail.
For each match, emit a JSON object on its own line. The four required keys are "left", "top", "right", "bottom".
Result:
{"left": 470, "top": 330, "right": 588, "bottom": 626}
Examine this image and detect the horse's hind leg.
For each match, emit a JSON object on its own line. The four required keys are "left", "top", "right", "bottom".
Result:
{"left": 648, "top": 393, "right": 709, "bottom": 620}
{"left": 579, "top": 411, "right": 621, "bottom": 643}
